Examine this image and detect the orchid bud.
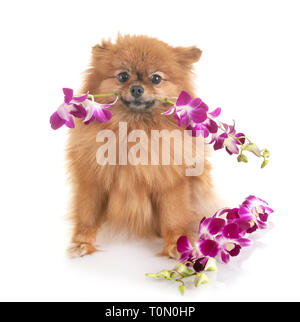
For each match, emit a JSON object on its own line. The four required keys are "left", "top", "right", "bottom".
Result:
{"left": 261, "top": 159, "right": 269, "bottom": 168}
{"left": 194, "top": 272, "right": 209, "bottom": 287}
{"left": 243, "top": 143, "right": 261, "bottom": 157}
{"left": 237, "top": 154, "right": 248, "bottom": 163}
{"left": 262, "top": 149, "right": 270, "bottom": 158}
{"left": 157, "top": 270, "right": 171, "bottom": 279}
{"left": 204, "top": 258, "right": 218, "bottom": 272}
{"left": 174, "top": 263, "right": 194, "bottom": 275}
{"left": 145, "top": 273, "right": 157, "bottom": 279}
{"left": 178, "top": 284, "right": 186, "bottom": 295}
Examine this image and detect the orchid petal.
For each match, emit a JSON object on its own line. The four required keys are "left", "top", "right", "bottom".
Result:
{"left": 221, "top": 122, "right": 229, "bottom": 131}
{"left": 199, "top": 240, "right": 220, "bottom": 257}
{"left": 213, "top": 133, "right": 227, "bottom": 150}
{"left": 234, "top": 219, "right": 251, "bottom": 234}
{"left": 228, "top": 120, "right": 236, "bottom": 134}
{"left": 177, "top": 236, "right": 192, "bottom": 253}
{"left": 82, "top": 100, "right": 95, "bottom": 123}
{"left": 190, "top": 108, "right": 207, "bottom": 123}
{"left": 72, "top": 92, "right": 89, "bottom": 103}
{"left": 176, "top": 91, "right": 191, "bottom": 106}
{"left": 208, "top": 218, "right": 226, "bottom": 235}
{"left": 94, "top": 107, "right": 112, "bottom": 123}
{"left": 175, "top": 110, "right": 190, "bottom": 127}
{"left": 50, "top": 111, "right": 65, "bottom": 130}
{"left": 64, "top": 117, "right": 75, "bottom": 129}
{"left": 228, "top": 244, "right": 241, "bottom": 256}
{"left": 205, "top": 118, "right": 218, "bottom": 133}
{"left": 84, "top": 115, "right": 95, "bottom": 125}
{"left": 247, "top": 222, "right": 258, "bottom": 234}
{"left": 57, "top": 103, "right": 71, "bottom": 121}
{"left": 101, "top": 97, "right": 119, "bottom": 108}
{"left": 224, "top": 139, "right": 239, "bottom": 154}
{"left": 186, "top": 124, "right": 201, "bottom": 137}
{"left": 162, "top": 106, "right": 176, "bottom": 115}
{"left": 70, "top": 104, "right": 87, "bottom": 118}
{"left": 199, "top": 101, "right": 209, "bottom": 111}
{"left": 236, "top": 237, "right": 252, "bottom": 247}
{"left": 222, "top": 223, "right": 240, "bottom": 239}
{"left": 189, "top": 98, "right": 202, "bottom": 108}
{"left": 63, "top": 88, "right": 74, "bottom": 104}
{"left": 238, "top": 206, "right": 253, "bottom": 221}
{"left": 225, "top": 208, "right": 239, "bottom": 220}
{"left": 259, "top": 213, "right": 269, "bottom": 222}
{"left": 221, "top": 251, "right": 230, "bottom": 263}
{"left": 193, "top": 257, "right": 209, "bottom": 272}
{"left": 209, "top": 107, "right": 221, "bottom": 118}
{"left": 235, "top": 132, "right": 246, "bottom": 145}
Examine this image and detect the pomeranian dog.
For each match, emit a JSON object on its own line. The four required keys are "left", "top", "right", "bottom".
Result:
{"left": 67, "top": 35, "right": 219, "bottom": 258}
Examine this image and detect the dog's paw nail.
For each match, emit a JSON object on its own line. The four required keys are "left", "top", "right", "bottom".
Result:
{"left": 67, "top": 243, "right": 98, "bottom": 258}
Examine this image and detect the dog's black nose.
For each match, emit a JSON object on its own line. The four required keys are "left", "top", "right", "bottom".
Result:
{"left": 130, "top": 86, "right": 144, "bottom": 98}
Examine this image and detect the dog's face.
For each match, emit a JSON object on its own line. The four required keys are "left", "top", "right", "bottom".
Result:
{"left": 89, "top": 35, "right": 202, "bottom": 111}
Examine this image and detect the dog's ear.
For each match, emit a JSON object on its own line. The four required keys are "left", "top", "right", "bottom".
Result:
{"left": 92, "top": 39, "right": 112, "bottom": 57}
{"left": 173, "top": 46, "right": 202, "bottom": 67}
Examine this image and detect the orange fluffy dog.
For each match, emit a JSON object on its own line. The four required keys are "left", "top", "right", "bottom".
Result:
{"left": 67, "top": 35, "right": 219, "bottom": 258}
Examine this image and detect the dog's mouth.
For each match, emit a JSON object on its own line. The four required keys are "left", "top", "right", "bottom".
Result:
{"left": 120, "top": 97, "right": 155, "bottom": 110}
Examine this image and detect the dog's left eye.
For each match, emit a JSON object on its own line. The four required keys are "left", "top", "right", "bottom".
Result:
{"left": 117, "top": 72, "right": 130, "bottom": 83}
{"left": 150, "top": 74, "right": 162, "bottom": 85}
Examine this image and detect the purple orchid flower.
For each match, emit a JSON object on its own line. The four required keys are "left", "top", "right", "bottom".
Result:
{"left": 50, "top": 88, "right": 118, "bottom": 129}
{"left": 186, "top": 116, "right": 219, "bottom": 138}
{"left": 214, "top": 207, "right": 252, "bottom": 234}
{"left": 177, "top": 195, "right": 272, "bottom": 269}
{"left": 162, "top": 91, "right": 207, "bottom": 127}
{"left": 177, "top": 236, "right": 199, "bottom": 263}
{"left": 210, "top": 121, "right": 246, "bottom": 155}
{"left": 239, "top": 196, "right": 274, "bottom": 232}
{"left": 50, "top": 103, "right": 76, "bottom": 130}
{"left": 215, "top": 223, "right": 252, "bottom": 263}
{"left": 62, "top": 88, "right": 89, "bottom": 105}
{"left": 82, "top": 97, "right": 118, "bottom": 124}
{"left": 193, "top": 257, "right": 209, "bottom": 272}
{"left": 50, "top": 88, "right": 89, "bottom": 130}
{"left": 197, "top": 217, "right": 251, "bottom": 263}
{"left": 177, "top": 237, "right": 211, "bottom": 271}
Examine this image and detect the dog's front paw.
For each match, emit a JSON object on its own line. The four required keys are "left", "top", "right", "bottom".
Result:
{"left": 67, "top": 242, "right": 98, "bottom": 258}
{"left": 157, "top": 242, "right": 179, "bottom": 260}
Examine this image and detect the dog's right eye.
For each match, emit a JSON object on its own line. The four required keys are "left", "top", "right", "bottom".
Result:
{"left": 117, "top": 72, "right": 130, "bottom": 83}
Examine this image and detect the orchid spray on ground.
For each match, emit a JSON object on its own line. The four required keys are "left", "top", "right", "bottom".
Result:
{"left": 50, "top": 88, "right": 270, "bottom": 168}
{"left": 146, "top": 195, "right": 273, "bottom": 295}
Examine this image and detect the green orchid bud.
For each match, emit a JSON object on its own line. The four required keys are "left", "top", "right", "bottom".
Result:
{"left": 156, "top": 269, "right": 171, "bottom": 279}
{"left": 174, "top": 263, "right": 194, "bottom": 276}
{"left": 178, "top": 284, "right": 186, "bottom": 296}
{"left": 170, "top": 271, "right": 181, "bottom": 279}
{"left": 204, "top": 258, "right": 218, "bottom": 272}
{"left": 243, "top": 143, "right": 261, "bottom": 157}
{"left": 262, "top": 149, "right": 270, "bottom": 158}
{"left": 237, "top": 153, "right": 248, "bottom": 163}
{"left": 194, "top": 272, "right": 209, "bottom": 287}
{"left": 145, "top": 273, "right": 157, "bottom": 279}
{"left": 261, "top": 159, "right": 269, "bottom": 168}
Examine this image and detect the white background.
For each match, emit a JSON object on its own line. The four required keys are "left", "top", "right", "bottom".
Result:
{"left": 0, "top": 0, "right": 299, "bottom": 302}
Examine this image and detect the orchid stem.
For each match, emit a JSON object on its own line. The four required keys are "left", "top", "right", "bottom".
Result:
{"left": 155, "top": 97, "right": 176, "bottom": 105}
{"left": 89, "top": 94, "right": 175, "bottom": 104}
{"left": 89, "top": 93, "right": 121, "bottom": 99}
{"left": 169, "top": 274, "right": 195, "bottom": 285}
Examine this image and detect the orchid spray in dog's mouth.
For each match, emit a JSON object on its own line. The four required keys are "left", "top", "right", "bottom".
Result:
{"left": 50, "top": 35, "right": 272, "bottom": 293}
